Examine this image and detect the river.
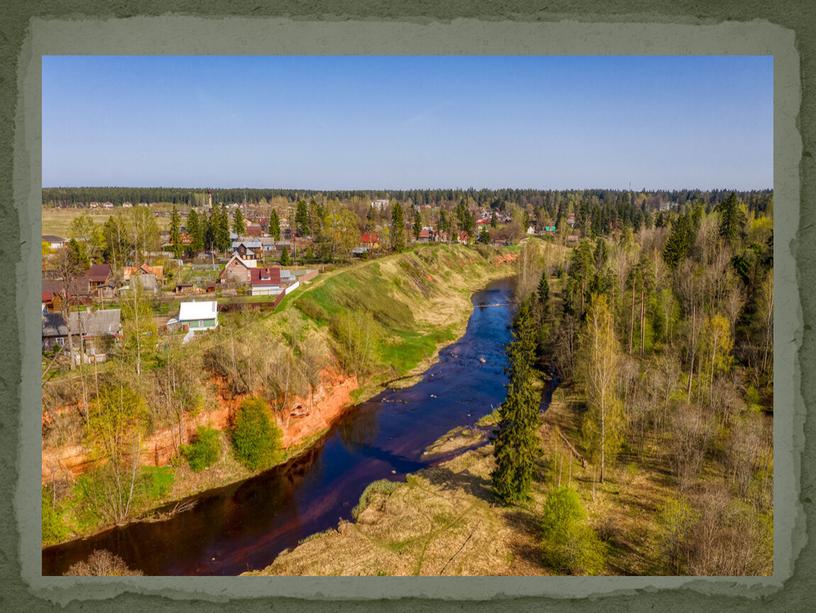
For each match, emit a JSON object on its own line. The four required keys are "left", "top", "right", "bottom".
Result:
{"left": 43, "top": 277, "right": 538, "bottom": 576}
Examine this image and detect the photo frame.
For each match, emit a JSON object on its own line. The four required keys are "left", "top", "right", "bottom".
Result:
{"left": 1, "top": 2, "right": 810, "bottom": 610}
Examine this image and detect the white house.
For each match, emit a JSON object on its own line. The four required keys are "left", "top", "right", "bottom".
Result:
{"left": 176, "top": 301, "right": 219, "bottom": 342}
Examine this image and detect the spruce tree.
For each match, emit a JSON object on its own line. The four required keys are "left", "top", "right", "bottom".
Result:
{"left": 186, "top": 208, "right": 203, "bottom": 255}
{"left": 295, "top": 200, "right": 310, "bottom": 236}
{"left": 390, "top": 202, "right": 406, "bottom": 252}
{"left": 233, "top": 207, "right": 246, "bottom": 236}
{"left": 413, "top": 207, "right": 422, "bottom": 240}
{"left": 491, "top": 299, "right": 542, "bottom": 504}
{"left": 269, "top": 209, "right": 281, "bottom": 241}
{"left": 169, "top": 206, "right": 182, "bottom": 258}
{"left": 220, "top": 205, "right": 232, "bottom": 252}
{"left": 537, "top": 272, "right": 550, "bottom": 308}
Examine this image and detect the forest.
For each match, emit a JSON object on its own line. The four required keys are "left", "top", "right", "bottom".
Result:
{"left": 491, "top": 191, "right": 773, "bottom": 574}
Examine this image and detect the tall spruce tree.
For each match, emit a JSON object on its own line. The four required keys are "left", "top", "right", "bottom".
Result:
{"left": 269, "top": 209, "right": 281, "bottom": 241}
{"left": 217, "top": 205, "right": 231, "bottom": 252}
{"left": 391, "top": 202, "right": 406, "bottom": 252}
{"left": 295, "top": 200, "right": 310, "bottom": 236}
{"left": 492, "top": 299, "right": 542, "bottom": 504}
{"left": 233, "top": 207, "right": 246, "bottom": 236}
{"left": 186, "top": 208, "right": 204, "bottom": 255}
{"left": 413, "top": 207, "right": 422, "bottom": 240}
{"left": 169, "top": 206, "right": 182, "bottom": 258}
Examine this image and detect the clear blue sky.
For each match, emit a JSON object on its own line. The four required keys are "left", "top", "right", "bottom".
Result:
{"left": 42, "top": 55, "right": 773, "bottom": 190}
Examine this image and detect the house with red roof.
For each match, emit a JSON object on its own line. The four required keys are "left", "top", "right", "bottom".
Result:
{"left": 250, "top": 267, "right": 299, "bottom": 296}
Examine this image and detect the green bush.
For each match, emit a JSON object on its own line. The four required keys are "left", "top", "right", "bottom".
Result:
{"left": 351, "top": 479, "right": 401, "bottom": 520}
{"left": 230, "top": 396, "right": 283, "bottom": 471}
{"left": 540, "top": 486, "right": 605, "bottom": 575}
{"left": 181, "top": 426, "right": 221, "bottom": 472}
{"left": 42, "top": 485, "right": 70, "bottom": 545}
{"left": 72, "top": 465, "right": 175, "bottom": 530}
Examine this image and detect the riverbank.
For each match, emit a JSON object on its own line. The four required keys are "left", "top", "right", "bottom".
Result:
{"left": 42, "top": 245, "right": 516, "bottom": 550}
{"left": 245, "top": 382, "right": 687, "bottom": 576}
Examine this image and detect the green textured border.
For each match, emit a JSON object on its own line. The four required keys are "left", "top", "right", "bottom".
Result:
{"left": 1, "top": 3, "right": 810, "bottom": 611}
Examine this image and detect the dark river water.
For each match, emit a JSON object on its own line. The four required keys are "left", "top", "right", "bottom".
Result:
{"left": 43, "top": 277, "right": 541, "bottom": 576}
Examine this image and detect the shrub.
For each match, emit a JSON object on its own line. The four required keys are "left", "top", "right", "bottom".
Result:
{"left": 181, "top": 426, "right": 221, "bottom": 472}
{"left": 41, "top": 485, "right": 70, "bottom": 545}
{"left": 351, "top": 479, "right": 401, "bottom": 520}
{"left": 230, "top": 396, "right": 283, "bottom": 471}
{"left": 64, "top": 550, "right": 143, "bottom": 576}
{"left": 540, "top": 486, "right": 605, "bottom": 575}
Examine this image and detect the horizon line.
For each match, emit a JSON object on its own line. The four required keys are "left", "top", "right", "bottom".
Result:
{"left": 42, "top": 185, "right": 774, "bottom": 192}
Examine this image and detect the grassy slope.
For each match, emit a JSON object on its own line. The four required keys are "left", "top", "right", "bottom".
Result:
{"left": 43, "top": 245, "right": 514, "bottom": 546}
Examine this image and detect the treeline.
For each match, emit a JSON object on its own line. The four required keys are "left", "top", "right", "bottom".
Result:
{"left": 43, "top": 186, "right": 772, "bottom": 214}
{"left": 489, "top": 192, "right": 773, "bottom": 575}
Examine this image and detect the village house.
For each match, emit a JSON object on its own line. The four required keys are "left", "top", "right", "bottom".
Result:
{"left": 122, "top": 263, "right": 164, "bottom": 292}
{"left": 86, "top": 263, "right": 115, "bottom": 299}
{"left": 417, "top": 226, "right": 436, "bottom": 243}
{"left": 231, "top": 239, "right": 264, "bottom": 262}
{"left": 360, "top": 231, "right": 380, "bottom": 249}
{"left": 41, "top": 277, "right": 91, "bottom": 310}
{"left": 220, "top": 254, "right": 254, "bottom": 285}
{"left": 42, "top": 307, "right": 122, "bottom": 363}
{"left": 171, "top": 300, "right": 219, "bottom": 342}
{"left": 245, "top": 222, "right": 263, "bottom": 237}
{"left": 249, "top": 267, "right": 299, "bottom": 296}
{"left": 370, "top": 198, "right": 389, "bottom": 211}
{"left": 42, "top": 235, "right": 65, "bottom": 250}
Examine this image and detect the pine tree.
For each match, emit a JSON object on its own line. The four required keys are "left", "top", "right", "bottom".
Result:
{"left": 169, "top": 206, "right": 182, "bottom": 258}
{"left": 279, "top": 246, "right": 290, "bottom": 266}
{"left": 391, "top": 202, "right": 406, "bottom": 252}
{"left": 491, "top": 210, "right": 498, "bottom": 228}
{"left": 491, "top": 299, "right": 542, "bottom": 504}
{"left": 269, "top": 209, "right": 281, "bottom": 241}
{"left": 537, "top": 272, "right": 550, "bottom": 308}
{"left": 413, "top": 207, "right": 422, "bottom": 240}
{"left": 662, "top": 213, "right": 694, "bottom": 269}
{"left": 217, "top": 205, "right": 231, "bottom": 252}
{"left": 233, "top": 207, "right": 246, "bottom": 236}
{"left": 717, "top": 192, "right": 746, "bottom": 246}
{"left": 295, "top": 200, "right": 310, "bottom": 236}
{"left": 186, "top": 208, "right": 203, "bottom": 255}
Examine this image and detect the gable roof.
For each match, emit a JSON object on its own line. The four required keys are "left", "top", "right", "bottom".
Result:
{"left": 232, "top": 239, "right": 263, "bottom": 250}
{"left": 250, "top": 267, "right": 282, "bottom": 286}
{"left": 42, "top": 235, "right": 65, "bottom": 243}
{"left": 86, "top": 263, "right": 112, "bottom": 284}
{"left": 123, "top": 264, "right": 164, "bottom": 281}
{"left": 178, "top": 301, "right": 218, "bottom": 321}
{"left": 222, "top": 254, "right": 251, "bottom": 270}
{"left": 42, "top": 309, "right": 121, "bottom": 338}
{"left": 41, "top": 277, "right": 90, "bottom": 301}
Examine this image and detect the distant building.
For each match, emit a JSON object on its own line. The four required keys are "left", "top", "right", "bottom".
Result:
{"left": 417, "top": 226, "right": 436, "bottom": 243}
{"left": 231, "top": 240, "right": 263, "bottom": 262}
{"left": 42, "top": 235, "right": 65, "bottom": 250}
{"left": 370, "top": 198, "right": 389, "bottom": 211}
{"left": 360, "top": 232, "right": 380, "bottom": 249}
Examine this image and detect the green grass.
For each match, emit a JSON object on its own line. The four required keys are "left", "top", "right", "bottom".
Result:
{"left": 379, "top": 326, "right": 458, "bottom": 374}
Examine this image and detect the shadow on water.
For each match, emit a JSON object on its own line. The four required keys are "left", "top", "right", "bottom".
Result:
{"left": 42, "top": 277, "right": 530, "bottom": 576}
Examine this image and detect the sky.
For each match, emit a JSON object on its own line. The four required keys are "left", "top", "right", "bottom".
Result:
{"left": 42, "top": 55, "right": 773, "bottom": 190}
